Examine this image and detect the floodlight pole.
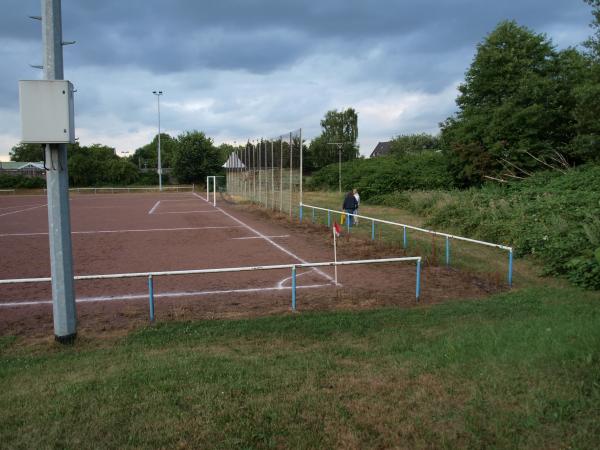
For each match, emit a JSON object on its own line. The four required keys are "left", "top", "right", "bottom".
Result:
{"left": 152, "top": 90, "right": 163, "bottom": 191}
{"left": 328, "top": 142, "right": 347, "bottom": 193}
{"left": 42, "top": 0, "right": 77, "bottom": 343}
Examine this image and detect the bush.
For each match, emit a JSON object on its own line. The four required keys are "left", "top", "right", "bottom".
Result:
{"left": 0, "top": 174, "right": 45, "bottom": 189}
{"left": 368, "top": 164, "right": 600, "bottom": 289}
{"left": 308, "top": 152, "right": 454, "bottom": 199}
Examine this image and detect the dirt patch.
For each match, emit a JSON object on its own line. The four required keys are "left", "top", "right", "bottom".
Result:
{"left": 0, "top": 193, "right": 505, "bottom": 340}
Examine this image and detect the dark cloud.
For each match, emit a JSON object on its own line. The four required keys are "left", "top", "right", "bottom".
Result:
{"left": 0, "top": 0, "right": 593, "bottom": 157}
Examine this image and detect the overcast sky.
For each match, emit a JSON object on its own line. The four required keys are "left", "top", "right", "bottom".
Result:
{"left": 0, "top": 0, "right": 592, "bottom": 160}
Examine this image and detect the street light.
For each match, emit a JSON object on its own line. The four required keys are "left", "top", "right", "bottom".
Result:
{"left": 328, "top": 142, "right": 348, "bottom": 193}
{"left": 152, "top": 90, "right": 163, "bottom": 191}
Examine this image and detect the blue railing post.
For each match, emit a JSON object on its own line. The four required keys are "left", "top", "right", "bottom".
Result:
{"left": 416, "top": 259, "right": 421, "bottom": 302}
{"left": 347, "top": 213, "right": 350, "bottom": 233}
{"left": 327, "top": 210, "right": 331, "bottom": 228}
{"left": 403, "top": 226, "right": 407, "bottom": 249}
{"left": 312, "top": 207, "right": 315, "bottom": 223}
{"left": 508, "top": 249, "right": 513, "bottom": 287}
{"left": 371, "top": 220, "right": 375, "bottom": 241}
{"left": 299, "top": 204, "right": 303, "bottom": 223}
{"left": 445, "top": 236, "right": 450, "bottom": 266}
{"left": 148, "top": 275, "right": 155, "bottom": 322}
{"left": 291, "top": 265, "right": 297, "bottom": 311}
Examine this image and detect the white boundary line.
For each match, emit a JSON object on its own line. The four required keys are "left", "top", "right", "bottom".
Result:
{"left": 0, "top": 225, "right": 244, "bottom": 238}
{"left": 0, "top": 204, "right": 47, "bottom": 218}
{"left": 0, "top": 204, "right": 44, "bottom": 211}
{"left": 232, "top": 235, "right": 289, "bottom": 240}
{"left": 148, "top": 200, "right": 161, "bottom": 215}
{"left": 154, "top": 210, "right": 219, "bottom": 215}
{"left": 193, "top": 192, "right": 335, "bottom": 283}
{"left": 0, "top": 283, "right": 331, "bottom": 307}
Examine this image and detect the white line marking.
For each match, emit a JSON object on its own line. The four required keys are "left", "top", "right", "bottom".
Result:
{"left": 0, "top": 204, "right": 47, "bottom": 218}
{"left": 154, "top": 210, "right": 219, "bottom": 214}
{"left": 0, "top": 284, "right": 331, "bottom": 307}
{"left": 193, "top": 192, "right": 335, "bottom": 283}
{"left": 277, "top": 268, "right": 317, "bottom": 288}
{"left": 0, "top": 225, "right": 243, "bottom": 238}
{"left": 232, "top": 235, "right": 289, "bottom": 240}
{"left": 148, "top": 200, "right": 161, "bottom": 215}
{"left": 0, "top": 204, "right": 43, "bottom": 211}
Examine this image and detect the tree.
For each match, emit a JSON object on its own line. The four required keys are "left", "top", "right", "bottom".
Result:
{"left": 584, "top": 0, "right": 600, "bottom": 57}
{"left": 389, "top": 133, "right": 440, "bottom": 157}
{"left": 305, "top": 108, "right": 359, "bottom": 171}
{"left": 131, "top": 133, "right": 178, "bottom": 170}
{"left": 441, "top": 21, "right": 581, "bottom": 185}
{"left": 9, "top": 143, "right": 44, "bottom": 162}
{"left": 173, "top": 131, "right": 221, "bottom": 184}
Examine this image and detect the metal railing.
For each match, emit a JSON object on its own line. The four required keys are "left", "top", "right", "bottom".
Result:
{"left": 42, "top": 186, "right": 195, "bottom": 194}
{"left": 0, "top": 256, "right": 422, "bottom": 321}
{"left": 300, "top": 202, "right": 513, "bottom": 286}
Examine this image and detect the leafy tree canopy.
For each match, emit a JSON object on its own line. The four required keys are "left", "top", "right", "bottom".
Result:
{"left": 389, "top": 133, "right": 440, "bottom": 157}
{"left": 441, "top": 20, "right": 587, "bottom": 185}
{"left": 9, "top": 143, "right": 44, "bottom": 162}
{"left": 306, "top": 108, "right": 359, "bottom": 171}
{"left": 173, "top": 131, "right": 221, "bottom": 184}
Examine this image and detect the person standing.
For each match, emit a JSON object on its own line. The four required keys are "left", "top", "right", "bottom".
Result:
{"left": 342, "top": 191, "right": 358, "bottom": 228}
{"left": 353, "top": 188, "right": 360, "bottom": 225}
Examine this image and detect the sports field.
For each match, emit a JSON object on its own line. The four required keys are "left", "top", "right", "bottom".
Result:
{"left": 0, "top": 191, "right": 500, "bottom": 337}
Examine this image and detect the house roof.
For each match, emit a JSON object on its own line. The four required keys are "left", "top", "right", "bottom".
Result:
{"left": 370, "top": 141, "right": 392, "bottom": 158}
{"left": 0, "top": 161, "right": 44, "bottom": 170}
{"left": 222, "top": 152, "right": 246, "bottom": 169}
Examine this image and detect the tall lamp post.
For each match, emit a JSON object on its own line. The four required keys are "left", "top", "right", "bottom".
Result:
{"left": 152, "top": 90, "right": 163, "bottom": 191}
{"left": 328, "top": 142, "right": 348, "bottom": 193}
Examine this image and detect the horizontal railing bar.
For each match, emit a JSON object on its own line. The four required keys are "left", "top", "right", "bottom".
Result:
{"left": 0, "top": 257, "right": 421, "bottom": 285}
{"left": 301, "top": 203, "right": 512, "bottom": 251}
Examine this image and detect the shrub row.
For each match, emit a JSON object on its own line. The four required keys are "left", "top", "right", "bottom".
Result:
{"left": 368, "top": 164, "right": 600, "bottom": 289}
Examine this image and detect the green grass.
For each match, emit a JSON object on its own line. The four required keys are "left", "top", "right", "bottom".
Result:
{"left": 2, "top": 287, "right": 599, "bottom": 449}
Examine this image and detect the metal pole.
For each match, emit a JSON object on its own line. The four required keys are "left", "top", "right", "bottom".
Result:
{"left": 148, "top": 275, "right": 155, "bottom": 322}
{"left": 42, "top": 0, "right": 77, "bottom": 343}
{"left": 445, "top": 236, "right": 450, "bottom": 266}
{"left": 213, "top": 176, "right": 216, "bottom": 207}
{"left": 258, "top": 140, "right": 262, "bottom": 205}
{"left": 291, "top": 265, "right": 297, "bottom": 311}
{"left": 338, "top": 145, "right": 342, "bottom": 194}
{"left": 299, "top": 128, "right": 303, "bottom": 209}
{"left": 271, "top": 140, "right": 274, "bottom": 210}
{"left": 289, "top": 132, "right": 293, "bottom": 217}
{"left": 403, "top": 226, "right": 407, "bottom": 248}
{"left": 279, "top": 138, "right": 283, "bottom": 212}
{"left": 152, "top": 91, "right": 163, "bottom": 191}
{"left": 508, "top": 249, "right": 513, "bottom": 287}
{"left": 416, "top": 259, "right": 421, "bottom": 302}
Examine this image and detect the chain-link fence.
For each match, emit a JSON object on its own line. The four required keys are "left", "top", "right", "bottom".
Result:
{"left": 225, "top": 129, "right": 303, "bottom": 217}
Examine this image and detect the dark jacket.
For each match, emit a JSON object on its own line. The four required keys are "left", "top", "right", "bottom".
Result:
{"left": 343, "top": 194, "right": 358, "bottom": 210}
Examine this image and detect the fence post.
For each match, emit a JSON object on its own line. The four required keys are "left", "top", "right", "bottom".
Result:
{"left": 312, "top": 207, "right": 315, "bottom": 223}
{"left": 347, "top": 213, "right": 350, "bottom": 233}
{"left": 291, "top": 265, "right": 297, "bottom": 311}
{"left": 445, "top": 236, "right": 450, "bottom": 266}
{"left": 371, "top": 220, "right": 375, "bottom": 240}
{"left": 299, "top": 204, "right": 303, "bottom": 223}
{"left": 508, "top": 249, "right": 513, "bottom": 287}
{"left": 416, "top": 259, "right": 421, "bottom": 302}
{"left": 327, "top": 210, "right": 331, "bottom": 228}
{"left": 403, "top": 226, "right": 407, "bottom": 248}
{"left": 148, "top": 275, "right": 155, "bottom": 322}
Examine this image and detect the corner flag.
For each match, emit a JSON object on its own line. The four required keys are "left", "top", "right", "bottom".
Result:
{"left": 333, "top": 222, "right": 342, "bottom": 237}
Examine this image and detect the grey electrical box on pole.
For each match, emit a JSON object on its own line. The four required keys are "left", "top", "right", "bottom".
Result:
{"left": 18, "top": 0, "right": 78, "bottom": 343}
{"left": 19, "top": 80, "right": 75, "bottom": 144}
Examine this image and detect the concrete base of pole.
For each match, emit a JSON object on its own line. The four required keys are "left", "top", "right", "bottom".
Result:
{"left": 55, "top": 332, "right": 77, "bottom": 344}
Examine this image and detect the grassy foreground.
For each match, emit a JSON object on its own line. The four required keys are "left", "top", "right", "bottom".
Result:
{"left": 1, "top": 287, "right": 599, "bottom": 449}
